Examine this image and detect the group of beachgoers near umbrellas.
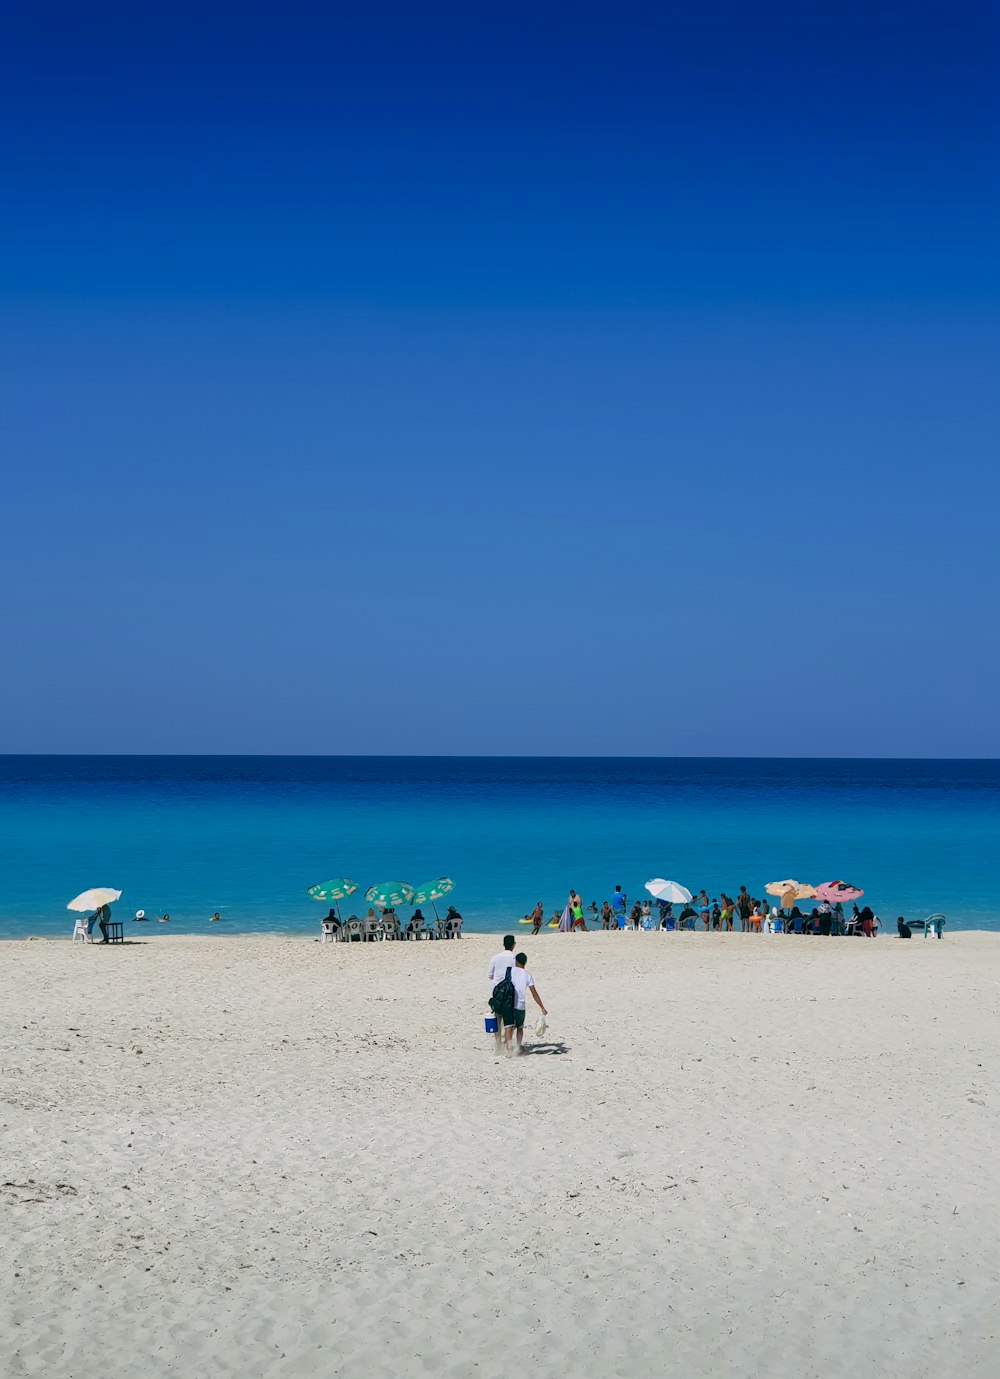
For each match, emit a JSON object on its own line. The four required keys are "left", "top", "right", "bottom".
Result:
{"left": 65, "top": 876, "right": 459, "bottom": 938}
{"left": 307, "top": 875, "right": 462, "bottom": 938}
{"left": 532, "top": 877, "right": 873, "bottom": 935}
{"left": 66, "top": 874, "right": 876, "bottom": 939}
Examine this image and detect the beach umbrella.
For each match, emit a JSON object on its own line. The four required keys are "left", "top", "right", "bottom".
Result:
{"left": 645, "top": 879, "right": 692, "bottom": 905}
{"left": 814, "top": 880, "right": 863, "bottom": 904}
{"left": 67, "top": 887, "right": 122, "bottom": 912}
{"left": 364, "top": 881, "right": 414, "bottom": 910}
{"left": 409, "top": 876, "right": 454, "bottom": 920}
{"left": 766, "top": 879, "right": 816, "bottom": 907}
{"left": 766, "top": 879, "right": 799, "bottom": 897}
{"left": 307, "top": 877, "right": 359, "bottom": 921}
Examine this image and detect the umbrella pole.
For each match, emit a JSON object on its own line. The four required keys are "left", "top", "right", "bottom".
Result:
{"left": 432, "top": 901, "right": 440, "bottom": 921}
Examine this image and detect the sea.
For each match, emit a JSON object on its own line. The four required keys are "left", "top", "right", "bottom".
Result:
{"left": 0, "top": 756, "right": 997, "bottom": 937}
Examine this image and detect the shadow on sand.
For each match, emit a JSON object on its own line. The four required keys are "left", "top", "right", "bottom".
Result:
{"left": 520, "top": 1041, "right": 569, "bottom": 1056}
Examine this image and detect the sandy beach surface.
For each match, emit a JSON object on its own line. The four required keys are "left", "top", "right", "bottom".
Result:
{"left": 2, "top": 929, "right": 998, "bottom": 1378}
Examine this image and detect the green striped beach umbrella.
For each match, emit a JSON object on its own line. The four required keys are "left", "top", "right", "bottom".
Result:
{"left": 365, "top": 881, "right": 414, "bottom": 910}
{"left": 410, "top": 877, "right": 454, "bottom": 919}
{"left": 307, "top": 877, "right": 358, "bottom": 921}
{"left": 307, "top": 878, "right": 358, "bottom": 902}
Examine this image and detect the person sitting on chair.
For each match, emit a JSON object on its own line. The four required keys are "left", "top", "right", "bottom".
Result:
{"left": 445, "top": 905, "right": 462, "bottom": 937}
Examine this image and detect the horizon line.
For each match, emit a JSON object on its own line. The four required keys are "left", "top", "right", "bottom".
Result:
{"left": 1, "top": 752, "right": 998, "bottom": 763}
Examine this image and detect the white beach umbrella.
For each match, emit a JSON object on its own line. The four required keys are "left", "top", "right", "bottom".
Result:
{"left": 67, "top": 887, "right": 122, "bottom": 912}
{"left": 645, "top": 879, "right": 692, "bottom": 905}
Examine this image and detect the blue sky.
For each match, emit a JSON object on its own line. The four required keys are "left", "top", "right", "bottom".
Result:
{"left": 1, "top": 2, "right": 997, "bottom": 755}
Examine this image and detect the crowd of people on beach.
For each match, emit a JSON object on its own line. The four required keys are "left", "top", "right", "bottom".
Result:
{"left": 523, "top": 886, "right": 880, "bottom": 936}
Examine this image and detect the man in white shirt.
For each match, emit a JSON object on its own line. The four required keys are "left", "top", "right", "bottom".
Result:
{"left": 486, "top": 936, "right": 517, "bottom": 1049}
{"left": 505, "top": 952, "right": 547, "bottom": 1055}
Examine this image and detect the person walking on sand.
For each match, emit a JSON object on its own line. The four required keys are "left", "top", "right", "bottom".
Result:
{"left": 504, "top": 952, "right": 547, "bottom": 1055}
{"left": 487, "top": 934, "right": 517, "bottom": 986}
{"left": 486, "top": 935, "right": 517, "bottom": 1048}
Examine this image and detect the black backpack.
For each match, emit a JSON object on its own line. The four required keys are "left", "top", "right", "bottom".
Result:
{"left": 489, "top": 963, "right": 516, "bottom": 1021}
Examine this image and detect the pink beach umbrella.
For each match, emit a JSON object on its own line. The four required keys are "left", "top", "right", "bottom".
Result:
{"left": 814, "top": 880, "right": 864, "bottom": 904}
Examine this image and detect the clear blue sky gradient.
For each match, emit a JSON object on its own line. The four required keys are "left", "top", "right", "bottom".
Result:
{"left": 2, "top": 2, "right": 997, "bottom": 754}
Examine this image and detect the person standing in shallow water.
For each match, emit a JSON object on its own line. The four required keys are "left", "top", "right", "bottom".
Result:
{"left": 558, "top": 890, "right": 576, "bottom": 932}
{"left": 697, "top": 890, "right": 710, "bottom": 929}
{"left": 737, "top": 887, "right": 752, "bottom": 931}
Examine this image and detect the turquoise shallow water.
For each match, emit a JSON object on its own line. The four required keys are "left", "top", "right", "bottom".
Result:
{"left": 0, "top": 756, "right": 997, "bottom": 936}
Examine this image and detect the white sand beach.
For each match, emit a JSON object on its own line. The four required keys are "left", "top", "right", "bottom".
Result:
{"left": 2, "top": 930, "right": 998, "bottom": 1378}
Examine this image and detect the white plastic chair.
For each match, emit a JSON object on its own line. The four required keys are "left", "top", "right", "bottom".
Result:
{"left": 71, "top": 917, "right": 90, "bottom": 943}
